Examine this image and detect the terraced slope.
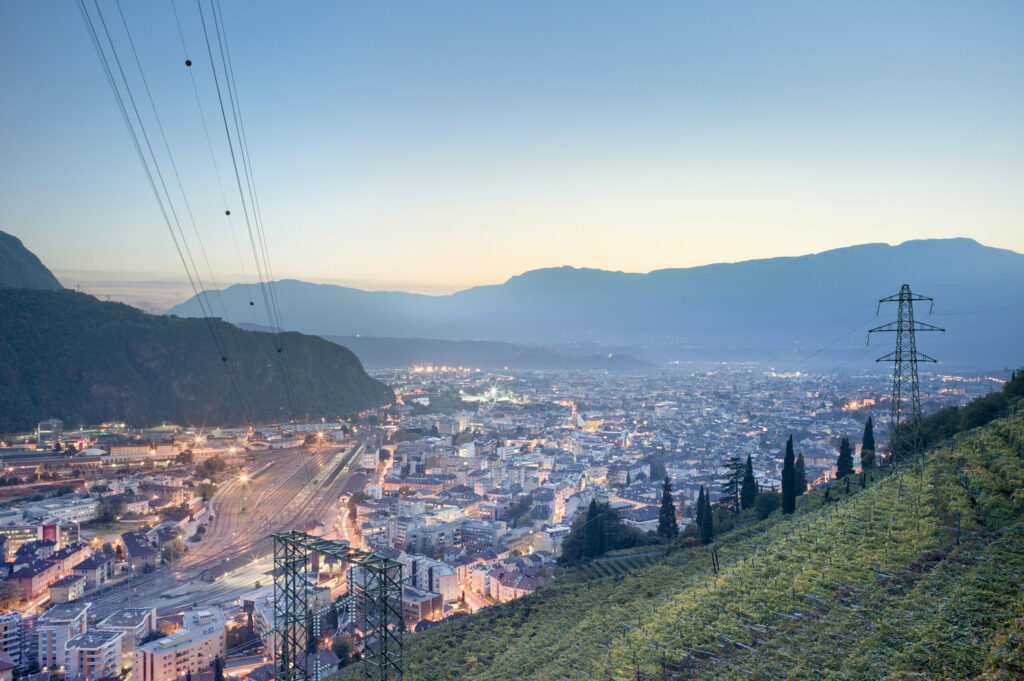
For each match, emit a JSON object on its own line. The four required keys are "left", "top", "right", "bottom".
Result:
{"left": 339, "top": 408, "right": 1024, "bottom": 681}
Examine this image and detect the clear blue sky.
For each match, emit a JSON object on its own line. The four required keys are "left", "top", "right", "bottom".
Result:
{"left": 1, "top": 1, "right": 1022, "bottom": 309}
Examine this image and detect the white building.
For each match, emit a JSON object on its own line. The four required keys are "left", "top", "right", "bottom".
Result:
{"left": 98, "top": 608, "right": 156, "bottom": 663}
{"left": 65, "top": 630, "right": 124, "bottom": 680}
{"left": 130, "top": 609, "right": 225, "bottom": 681}
{"left": 0, "top": 614, "right": 23, "bottom": 667}
{"left": 37, "top": 601, "right": 90, "bottom": 668}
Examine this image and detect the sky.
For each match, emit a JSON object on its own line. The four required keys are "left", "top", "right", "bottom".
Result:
{"left": 1, "top": 1, "right": 1022, "bottom": 310}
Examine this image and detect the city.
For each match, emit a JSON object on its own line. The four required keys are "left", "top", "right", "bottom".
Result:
{"left": 0, "top": 364, "right": 1003, "bottom": 680}
{"left": 2, "top": 1, "right": 1022, "bottom": 680}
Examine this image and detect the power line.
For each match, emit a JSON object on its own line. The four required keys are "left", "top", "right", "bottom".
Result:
{"left": 78, "top": 0, "right": 253, "bottom": 426}
{"left": 196, "top": 0, "right": 302, "bottom": 421}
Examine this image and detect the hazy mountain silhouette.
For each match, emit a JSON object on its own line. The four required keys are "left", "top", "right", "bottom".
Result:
{"left": 0, "top": 231, "right": 62, "bottom": 290}
{"left": 169, "top": 239, "right": 1024, "bottom": 368}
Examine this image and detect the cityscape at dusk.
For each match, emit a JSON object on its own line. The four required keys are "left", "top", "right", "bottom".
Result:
{"left": 1, "top": 2, "right": 1023, "bottom": 681}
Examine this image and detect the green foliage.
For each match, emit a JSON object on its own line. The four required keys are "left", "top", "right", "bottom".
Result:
{"left": 0, "top": 288, "right": 393, "bottom": 431}
{"left": 861, "top": 417, "right": 876, "bottom": 468}
{"left": 782, "top": 435, "right": 796, "bottom": 514}
{"left": 657, "top": 477, "right": 678, "bottom": 540}
{"left": 740, "top": 455, "right": 758, "bottom": 510}
{"left": 795, "top": 452, "right": 807, "bottom": 495}
{"left": 719, "top": 456, "right": 744, "bottom": 512}
{"left": 695, "top": 486, "right": 706, "bottom": 530}
{"left": 559, "top": 501, "right": 657, "bottom": 565}
{"left": 196, "top": 482, "right": 217, "bottom": 501}
{"left": 195, "top": 456, "right": 225, "bottom": 479}
{"left": 836, "top": 435, "right": 855, "bottom": 478}
{"left": 893, "top": 368, "right": 1024, "bottom": 459}
{"left": 644, "top": 455, "right": 668, "bottom": 482}
{"left": 753, "top": 491, "right": 781, "bottom": 520}
{"left": 700, "top": 492, "right": 714, "bottom": 545}
{"left": 332, "top": 635, "right": 355, "bottom": 666}
{"left": 140, "top": 630, "right": 167, "bottom": 645}
{"left": 98, "top": 497, "right": 124, "bottom": 522}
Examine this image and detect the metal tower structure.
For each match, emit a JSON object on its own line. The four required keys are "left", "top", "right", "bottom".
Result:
{"left": 867, "top": 284, "right": 944, "bottom": 457}
{"left": 273, "top": 531, "right": 405, "bottom": 681}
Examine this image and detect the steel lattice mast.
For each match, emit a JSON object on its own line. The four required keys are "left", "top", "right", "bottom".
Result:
{"left": 868, "top": 284, "right": 944, "bottom": 457}
{"left": 273, "top": 531, "right": 405, "bottom": 681}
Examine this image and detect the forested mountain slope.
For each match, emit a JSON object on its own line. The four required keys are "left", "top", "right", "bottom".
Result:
{"left": 0, "top": 288, "right": 393, "bottom": 432}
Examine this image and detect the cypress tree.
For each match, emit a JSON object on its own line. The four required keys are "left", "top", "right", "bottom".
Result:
{"left": 700, "top": 492, "right": 715, "bottom": 545}
{"left": 740, "top": 455, "right": 757, "bottom": 510}
{"left": 795, "top": 453, "right": 807, "bottom": 496}
{"left": 214, "top": 658, "right": 224, "bottom": 681}
{"left": 596, "top": 503, "right": 607, "bottom": 556}
{"left": 836, "top": 436, "right": 855, "bottom": 478}
{"left": 861, "top": 417, "right": 876, "bottom": 469}
{"left": 782, "top": 435, "right": 796, "bottom": 514}
{"left": 657, "top": 477, "right": 678, "bottom": 540}
{"left": 695, "top": 486, "right": 706, "bottom": 530}
{"left": 583, "top": 500, "right": 600, "bottom": 559}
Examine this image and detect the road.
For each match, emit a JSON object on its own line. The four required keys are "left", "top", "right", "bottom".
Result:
{"left": 85, "top": 440, "right": 371, "bottom": 619}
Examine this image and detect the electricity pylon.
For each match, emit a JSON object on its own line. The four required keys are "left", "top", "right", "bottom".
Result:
{"left": 868, "top": 284, "right": 944, "bottom": 458}
{"left": 273, "top": 531, "right": 405, "bottom": 681}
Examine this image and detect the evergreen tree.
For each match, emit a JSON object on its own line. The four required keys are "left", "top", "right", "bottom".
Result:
{"left": 781, "top": 435, "right": 796, "bottom": 514}
{"left": 700, "top": 492, "right": 714, "bottom": 545}
{"left": 625, "top": 471, "right": 631, "bottom": 486}
{"left": 836, "top": 436, "right": 855, "bottom": 478}
{"left": 740, "top": 455, "right": 757, "bottom": 510}
{"left": 795, "top": 453, "right": 807, "bottom": 495}
{"left": 719, "top": 456, "right": 745, "bottom": 512}
{"left": 861, "top": 417, "right": 876, "bottom": 469}
{"left": 213, "top": 658, "right": 224, "bottom": 681}
{"left": 695, "top": 486, "right": 706, "bottom": 530}
{"left": 583, "top": 500, "right": 600, "bottom": 559}
{"left": 657, "top": 477, "right": 678, "bottom": 540}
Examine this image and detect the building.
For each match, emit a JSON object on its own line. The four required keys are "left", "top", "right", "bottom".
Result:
{"left": 400, "top": 586, "right": 442, "bottom": 626}
{"left": 8, "top": 560, "right": 60, "bottom": 601}
{"left": 0, "top": 614, "right": 23, "bottom": 667}
{"left": 64, "top": 630, "right": 124, "bottom": 680}
{"left": 130, "top": 608, "right": 225, "bottom": 681}
{"left": 0, "top": 652, "right": 13, "bottom": 681}
{"left": 400, "top": 556, "right": 458, "bottom": 604}
{"left": 37, "top": 420, "right": 63, "bottom": 451}
{"left": 47, "top": 542, "right": 92, "bottom": 579}
{"left": 97, "top": 608, "right": 156, "bottom": 660}
{"left": 97, "top": 608, "right": 156, "bottom": 649}
{"left": 72, "top": 553, "right": 114, "bottom": 590}
{"left": 23, "top": 499, "right": 99, "bottom": 525}
{"left": 49, "top": 575, "right": 86, "bottom": 604}
{"left": 120, "top": 532, "right": 157, "bottom": 571}
{"left": 36, "top": 602, "right": 90, "bottom": 668}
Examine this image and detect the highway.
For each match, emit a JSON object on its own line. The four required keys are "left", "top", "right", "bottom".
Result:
{"left": 85, "top": 439, "right": 371, "bottom": 619}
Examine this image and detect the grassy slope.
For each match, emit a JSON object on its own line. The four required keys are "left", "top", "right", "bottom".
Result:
{"left": 338, "top": 407, "right": 1024, "bottom": 681}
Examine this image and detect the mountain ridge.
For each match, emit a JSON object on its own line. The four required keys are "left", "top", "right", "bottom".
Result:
{"left": 169, "top": 238, "right": 1024, "bottom": 368}
{"left": 0, "top": 230, "right": 63, "bottom": 290}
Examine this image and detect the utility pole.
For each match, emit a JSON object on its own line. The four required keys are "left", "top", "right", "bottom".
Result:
{"left": 868, "top": 284, "right": 944, "bottom": 459}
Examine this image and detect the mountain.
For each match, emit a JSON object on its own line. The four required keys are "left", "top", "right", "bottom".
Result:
{"left": 168, "top": 238, "right": 1024, "bottom": 369}
{"left": 340, "top": 387, "right": 1024, "bottom": 681}
{"left": 285, "top": 332, "right": 650, "bottom": 371}
{"left": 0, "top": 288, "right": 393, "bottom": 433}
{"left": 0, "top": 231, "right": 62, "bottom": 290}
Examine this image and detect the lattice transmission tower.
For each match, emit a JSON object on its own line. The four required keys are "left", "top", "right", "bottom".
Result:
{"left": 273, "top": 531, "right": 405, "bottom": 681}
{"left": 867, "top": 284, "right": 944, "bottom": 457}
